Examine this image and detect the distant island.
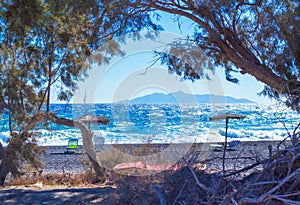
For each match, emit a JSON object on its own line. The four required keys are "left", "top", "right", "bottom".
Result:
{"left": 119, "top": 91, "right": 256, "bottom": 104}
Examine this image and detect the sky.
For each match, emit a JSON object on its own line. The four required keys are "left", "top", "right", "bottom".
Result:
{"left": 57, "top": 11, "right": 272, "bottom": 104}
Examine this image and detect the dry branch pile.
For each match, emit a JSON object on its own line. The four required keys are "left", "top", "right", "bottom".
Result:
{"left": 107, "top": 142, "right": 300, "bottom": 205}
{"left": 236, "top": 147, "right": 300, "bottom": 204}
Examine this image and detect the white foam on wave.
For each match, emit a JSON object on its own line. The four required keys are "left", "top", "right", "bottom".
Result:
{"left": 217, "top": 128, "right": 289, "bottom": 142}
{"left": 37, "top": 129, "right": 83, "bottom": 146}
{"left": 0, "top": 104, "right": 298, "bottom": 146}
{"left": 0, "top": 131, "right": 10, "bottom": 146}
{"left": 192, "top": 127, "right": 291, "bottom": 143}
{"left": 0, "top": 128, "right": 293, "bottom": 147}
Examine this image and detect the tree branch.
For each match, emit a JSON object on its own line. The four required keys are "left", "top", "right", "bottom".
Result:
{"left": 187, "top": 164, "right": 213, "bottom": 192}
{"left": 239, "top": 167, "right": 300, "bottom": 204}
{"left": 22, "top": 112, "right": 108, "bottom": 178}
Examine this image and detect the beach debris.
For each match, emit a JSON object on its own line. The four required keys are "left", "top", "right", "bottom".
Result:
{"left": 193, "top": 163, "right": 207, "bottom": 171}
{"left": 113, "top": 161, "right": 146, "bottom": 171}
{"left": 113, "top": 161, "right": 182, "bottom": 173}
{"left": 32, "top": 182, "right": 43, "bottom": 188}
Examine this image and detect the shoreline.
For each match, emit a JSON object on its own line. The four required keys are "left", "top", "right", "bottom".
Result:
{"left": 36, "top": 140, "right": 288, "bottom": 175}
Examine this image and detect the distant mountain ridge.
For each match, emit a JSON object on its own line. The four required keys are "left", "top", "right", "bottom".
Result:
{"left": 119, "top": 91, "right": 256, "bottom": 104}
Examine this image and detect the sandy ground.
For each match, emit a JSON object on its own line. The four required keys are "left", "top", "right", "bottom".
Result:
{"left": 0, "top": 184, "right": 116, "bottom": 205}
{"left": 0, "top": 140, "right": 288, "bottom": 204}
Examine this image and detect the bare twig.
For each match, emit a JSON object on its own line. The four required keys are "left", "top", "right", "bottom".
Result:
{"left": 152, "top": 185, "right": 166, "bottom": 205}
{"left": 239, "top": 167, "right": 300, "bottom": 204}
{"left": 172, "top": 179, "right": 188, "bottom": 205}
{"left": 250, "top": 180, "right": 280, "bottom": 186}
{"left": 187, "top": 164, "right": 213, "bottom": 192}
{"left": 263, "top": 167, "right": 300, "bottom": 197}
{"left": 269, "top": 195, "right": 300, "bottom": 205}
{"left": 223, "top": 159, "right": 268, "bottom": 178}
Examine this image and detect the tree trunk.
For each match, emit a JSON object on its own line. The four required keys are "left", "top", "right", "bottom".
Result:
{"left": 46, "top": 113, "right": 106, "bottom": 179}
{"left": 0, "top": 157, "right": 10, "bottom": 185}
{"left": 0, "top": 143, "right": 4, "bottom": 159}
{"left": 0, "top": 113, "right": 108, "bottom": 184}
{"left": 46, "top": 82, "right": 50, "bottom": 112}
{"left": 0, "top": 143, "right": 8, "bottom": 185}
{"left": 0, "top": 144, "right": 20, "bottom": 185}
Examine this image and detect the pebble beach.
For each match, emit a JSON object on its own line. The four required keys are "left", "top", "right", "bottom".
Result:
{"left": 0, "top": 140, "right": 291, "bottom": 205}
{"left": 39, "top": 140, "right": 285, "bottom": 174}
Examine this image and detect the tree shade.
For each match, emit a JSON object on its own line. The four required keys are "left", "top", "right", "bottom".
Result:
{"left": 0, "top": 0, "right": 162, "bottom": 184}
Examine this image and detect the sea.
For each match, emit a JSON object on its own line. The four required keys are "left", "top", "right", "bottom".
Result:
{"left": 0, "top": 103, "right": 299, "bottom": 146}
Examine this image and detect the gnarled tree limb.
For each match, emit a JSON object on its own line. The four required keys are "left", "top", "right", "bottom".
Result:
{"left": 21, "top": 112, "right": 109, "bottom": 179}
{"left": 46, "top": 112, "right": 109, "bottom": 179}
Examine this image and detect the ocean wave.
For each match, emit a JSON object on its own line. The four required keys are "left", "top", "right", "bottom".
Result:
{"left": 0, "top": 104, "right": 299, "bottom": 146}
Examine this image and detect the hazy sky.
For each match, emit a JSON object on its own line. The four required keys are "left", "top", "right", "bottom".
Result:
{"left": 55, "top": 11, "right": 272, "bottom": 104}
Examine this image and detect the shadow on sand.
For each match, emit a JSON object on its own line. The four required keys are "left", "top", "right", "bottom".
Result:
{"left": 0, "top": 186, "right": 116, "bottom": 205}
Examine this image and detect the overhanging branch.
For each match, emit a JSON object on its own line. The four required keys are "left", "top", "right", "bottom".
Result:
{"left": 24, "top": 112, "right": 109, "bottom": 178}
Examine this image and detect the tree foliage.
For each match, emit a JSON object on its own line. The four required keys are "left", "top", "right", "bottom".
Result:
{"left": 130, "top": 0, "right": 300, "bottom": 112}
{"left": 0, "top": 0, "right": 161, "bottom": 184}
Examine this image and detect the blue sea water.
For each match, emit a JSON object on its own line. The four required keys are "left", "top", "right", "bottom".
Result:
{"left": 0, "top": 103, "right": 299, "bottom": 146}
